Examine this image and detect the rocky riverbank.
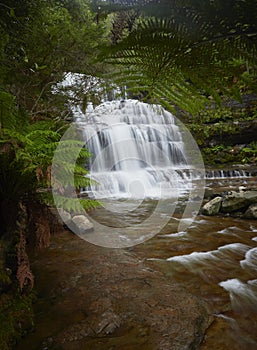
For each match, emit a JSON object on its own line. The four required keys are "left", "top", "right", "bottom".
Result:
{"left": 202, "top": 189, "right": 257, "bottom": 218}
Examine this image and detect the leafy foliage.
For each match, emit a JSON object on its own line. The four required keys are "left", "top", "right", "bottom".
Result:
{"left": 0, "top": 0, "right": 108, "bottom": 116}
{"left": 99, "top": 0, "right": 257, "bottom": 113}
{"left": 0, "top": 91, "right": 99, "bottom": 237}
{"left": 0, "top": 0, "right": 104, "bottom": 240}
{"left": 50, "top": 138, "right": 100, "bottom": 213}
{"left": 0, "top": 2, "right": 104, "bottom": 347}
{"left": 0, "top": 126, "right": 99, "bottom": 219}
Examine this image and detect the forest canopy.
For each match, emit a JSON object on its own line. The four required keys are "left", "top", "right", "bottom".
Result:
{"left": 1, "top": 0, "right": 256, "bottom": 116}
{"left": 0, "top": 0, "right": 107, "bottom": 116}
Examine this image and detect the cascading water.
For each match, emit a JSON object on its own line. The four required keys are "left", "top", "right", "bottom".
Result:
{"left": 78, "top": 99, "right": 201, "bottom": 199}
{"left": 205, "top": 169, "right": 254, "bottom": 179}
{"left": 52, "top": 98, "right": 205, "bottom": 247}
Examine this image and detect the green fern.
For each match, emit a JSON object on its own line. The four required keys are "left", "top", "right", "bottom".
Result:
{"left": 0, "top": 96, "right": 99, "bottom": 222}
{"left": 99, "top": 0, "right": 257, "bottom": 113}
{"left": 50, "top": 194, "right": 100, "bottom": 214}
{"left": 50, "top": 139, "right": 99, "bottom": 211}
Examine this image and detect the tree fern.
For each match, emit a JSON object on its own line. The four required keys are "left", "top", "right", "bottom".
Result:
{"left": 49, "top": 194, "right": 100, "bottom": 214}
{"left": 1, "top": 115, "right": 99, "bottom": 227}
{"left": 99, "top": 0, "right": 257, "bottom": 113}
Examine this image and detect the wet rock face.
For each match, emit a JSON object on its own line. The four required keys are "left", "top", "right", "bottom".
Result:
{"left": 57, "top": 208, "right": 72, "bottom": 224}
{"left": 18, "top": 230, "right": 210, "bottom": 350}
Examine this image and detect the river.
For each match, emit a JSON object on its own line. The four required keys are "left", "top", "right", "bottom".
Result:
{"left": 91, "top": 177, "right": 257, "bottom": 349}
{"left": 16, "top": 176, "right": 257, "bottom": 350}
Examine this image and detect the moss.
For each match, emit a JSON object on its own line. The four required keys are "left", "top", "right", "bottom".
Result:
{"left": 164, "top": 98, "right": 256, "bottom": 152}
{"left": 185, "top": 102, "right": 257, "bottom": 165}
{"left": 200, "top": 141, "right": 257, "bottom": 166}
{"left": 193, "top": 105, "right": 257, "bottom": 125}
{"left": 0, "top": 292, "right": 34, "bottom": 349}
{"left": 188, "top": 121, "right": 241, "bottom": 147}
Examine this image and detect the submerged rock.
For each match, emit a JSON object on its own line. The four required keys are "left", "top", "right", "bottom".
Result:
{"left": 17, "top": 230, "right": 210, "bottom": 350}
{"left": 202, "top": 196, "right": 222, "bottom": 216}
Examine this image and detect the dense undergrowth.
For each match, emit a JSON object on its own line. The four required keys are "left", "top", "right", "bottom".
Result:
{"left": 186, "top": 102, "right": 257, "bottom": 165}
{"left": 0, "top": 233, "right": 34, "bottom": 350}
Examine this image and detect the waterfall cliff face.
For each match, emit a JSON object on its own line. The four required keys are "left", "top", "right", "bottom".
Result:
{"left": 79, "top": 100, "right": 196, "bottom": 199}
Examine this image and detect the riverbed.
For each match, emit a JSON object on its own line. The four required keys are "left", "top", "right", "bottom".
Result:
{"left": 17, "top": 177, "right": 257, "bottom": 350}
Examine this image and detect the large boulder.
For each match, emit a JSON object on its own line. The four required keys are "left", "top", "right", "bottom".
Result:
{"left": 70, "top": 215, "right": 94, "bottom": 234}
{"left": 221, "top": 191, "right": 257, "bottom": 213}
{"left": 244, "top": 204, "right": 257, "bottom": 219}
{"left": 202, "top": 196, "right": 222, "bottom": 216}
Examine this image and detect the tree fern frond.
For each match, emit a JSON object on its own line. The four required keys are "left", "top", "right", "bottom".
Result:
{"left": 99, "top": 0, "right": 257, "bottom": 112}
{"left": 53, "top": 194, "right": 100, "bottom": 213}
{"left": 25, "top": 130, "right": 61, "bottom": 143}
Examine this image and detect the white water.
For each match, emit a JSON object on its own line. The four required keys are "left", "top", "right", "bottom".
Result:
{"left": 78, "top": 100, "right": 204, "bottom": 199}
{"left": 219, "top": 278, "right": 257, "bottom": 313}
{"left": 205, "top": 169, "right": 252, "bottom": 179}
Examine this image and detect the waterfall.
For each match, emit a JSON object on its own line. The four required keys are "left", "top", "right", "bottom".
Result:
{"left": 77, "top": 99, "right": 202, "bottom": 199}
{"left": 205, "top": 169, "right": 253, "bottom": 179}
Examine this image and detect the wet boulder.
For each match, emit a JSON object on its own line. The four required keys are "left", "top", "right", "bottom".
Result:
{"left": 243, "top": 191, "right": 257, "bottom": 204}
{"left": 221, "top": 191, "right": 257, "bottom": 213}
{"left": 244, "top": 204, "right": 257, "bottom": 219}
{"left": 70, "top": 215, "right": 94, "bottom": 234}
{"left": 202, "top": 196, "right": 222, "bottom": 216}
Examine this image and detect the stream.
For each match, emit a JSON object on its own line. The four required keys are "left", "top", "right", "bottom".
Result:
{"left": 90, "top": 178, "right": 257, "bottom": 349}
{"left": 16, "top": 177, "right": 257, "bottom": 350}
{"left": 135, "top": 210, "right": 257, "bottom": 349}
